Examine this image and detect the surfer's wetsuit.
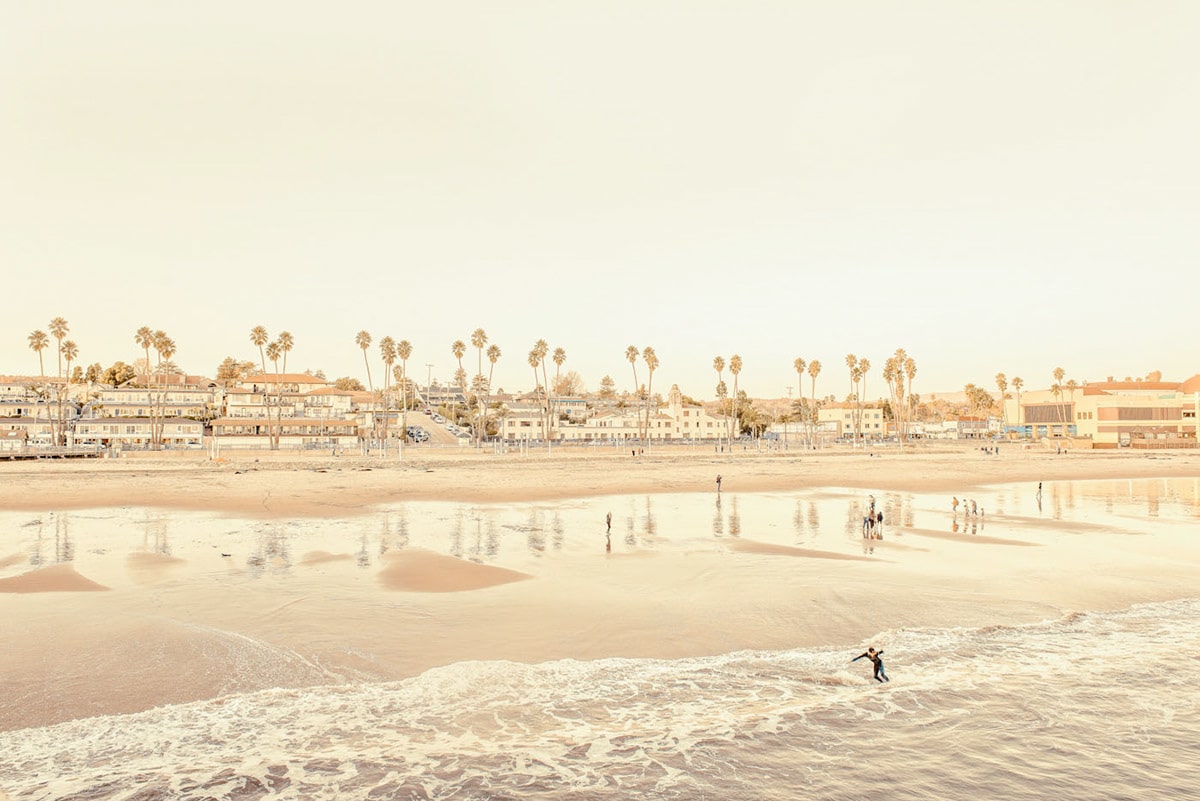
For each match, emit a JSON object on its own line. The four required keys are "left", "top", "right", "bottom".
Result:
{"left": 853, "top": 650, "right": 889, "bottom": 682}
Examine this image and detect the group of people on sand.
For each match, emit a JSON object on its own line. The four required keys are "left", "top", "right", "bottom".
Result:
{"left": 861, "top": 494, "right": 884, "bottom": 538}
{"left": 951, "top": 495, "right": 984, "bottom": 519}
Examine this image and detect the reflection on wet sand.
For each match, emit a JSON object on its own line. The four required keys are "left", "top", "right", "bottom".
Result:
{"left": 300, "top": 551, "right": 354, "bottom": 566}
{"left": 728, "top": 539, "right": 877, "bottom": 562}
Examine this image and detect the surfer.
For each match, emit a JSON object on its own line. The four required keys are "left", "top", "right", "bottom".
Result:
{"left": 852, "top": 647, "right": 889, "bottom": 682}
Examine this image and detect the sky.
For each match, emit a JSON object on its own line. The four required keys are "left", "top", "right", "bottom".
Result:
{"left": 3, "top": 2, "right": 1198, "bottom": 401}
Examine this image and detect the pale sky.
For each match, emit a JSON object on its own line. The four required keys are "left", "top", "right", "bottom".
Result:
{"left": 3, "top": 2, "right": 1198, "bottom": 400}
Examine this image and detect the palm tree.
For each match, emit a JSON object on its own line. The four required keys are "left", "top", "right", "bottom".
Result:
{"left": 28, "top": 330, "right": 49, "bottom": 443}
{"left": 250, "top": 326, "right": 269, "bottom": 375}
{"left": 857, "top": 357, "right": 871, "bottom": 444}
{"left": 48, "top": 317, "right": 69, "bottom": 380}
{"left": 472, "top": 329, "right": 488, "bottom": 445}
{"left": 845, "top": 354, "right": 858, "bottom": 445}
{"left": 528, "top": 348, "right": 544, "bottom": 445}
{"left": 277, "top": 331, "right": 294, "bottom": 374}
{"left": 642, "top": 347, "right": 659, "bottom": 451}
{"left": 1052, "top": 366, "right": 1066, "bottom": 433}
{"left": 485, "top": 343, "right": 501, "bottom": 446}
{"left": 534, "top": 339, "right": 550, "bottom": 442}
{"left": 356, "top": 331, "right": 374, "bottom": 394}
{"left": 356, "top": 331, "right": 374, "bottom": 443}
{"left": 153, "top": 332, "right": 176, "bottom": 449}
{"left": 379, "top": 333, "right": 398, "bottom": 402}
{"left": 1011, "top": 376, "right": 1024, "bottom": 435}
{"left": 903, "top": 355, "right": 917, "bottom": 446}
{"left": 1065, "top": 378, "right": 1079, "bottom": 434}
{"left": 713, "top": 356, "right": 727, "bottom": 448}
{"left": 266, "top": 339, "right": 284, "bottom": 449}
{"left": 552, "top": 347, "right": 566, "bottom": 393}
{"left": 61, "top": 340, "right": 79, "bottom": 392}
{"left": 995, "top": 373, "right": 1009, "bottom": 433}
{"left": 397, "top": 339, "right": 414, "bottom": 455}
{"left": 397, "top": 339, "right": 413, "bottom": 410}
{"left": 729, "top": 354, "right": 743, "bottom": 440}
{"left": 808, "top": 359, "right": 822, "bottom": 449}
{"left": 626, "top": 346, "right": 641, "bottom": 443}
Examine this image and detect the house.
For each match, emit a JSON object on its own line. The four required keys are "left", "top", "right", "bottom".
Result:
{"left": 73, "top": 417, "right": 204, "bottom": 449}
{"left": 817, "top": 403, "right": 886, "bottom": 440}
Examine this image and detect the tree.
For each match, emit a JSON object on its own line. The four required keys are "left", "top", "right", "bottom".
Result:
{"left": 528, "top": 348, "right": 544, "bottom": 443}
{"left": 626, "top": 346, "right": 641, "bottom": 442}
{"left": 729, "top": 355, "right": 743, "bottom": 438}
{"left": 216, "top": 357, "right": 255, "bottom": 382}
{"left": 642, "top": 347, "right": 659, "bottom": 450}
{"left": 1052, "top": 366, "right": 1066, "bottom": 432}
{"left": 102, "top": 361, "right": 136, "bottom": 386}
{"left": 379, "top": 336, "right": 397, "bottom": 443}
{"left": 355, "top": 331, "right": 375, "bottom": 443}
{"left": 713, "top": 356, "right": 727, "bottom": 447}
{"left": 599, "top": 374, "right": 615, "bottom": 398}
{"left": 485, "top": 343, "right": 501, "bottom": 441}
{"left": 1065, "top": 378, "right": 1079, "bottom": 433}
{"left": 28, "top": 329, "right": 49, "bottom": 442}
{"left": 808, "top": 359, "right": 822, "bottom": 449}
{"left": 151, "top": 331, "right": 176, "bottom": 448}
{"left": 1011, "top": 376, "right": 1024, "bottom": 434}
{"left": 334, "top": 377, "right": 365, "bottom": 391}
{"left": 84, "top": 362, "right": 103, "bottom": 384}
{"left": 903, "top": 355, "right": 917, "bottom": 445}
{"left": 250, "top": 326, "right": 269, "bottom": 375}
{"left": 61, "top": 340, "right": 78, "bottom": 387}
{"left": 845, "top": 354, "right": 858, "bottom": 445}
{"left": 855, "top": 358, "right": 871, "bottom": 444}
{"left": 277, "top": 331, "right": 294, "bottom": 374}
{"left": 471, "top": 329, "right": 488, "bottom": 446}
{"left": 48, "top": 317, "right": 69, "bottom": 381}
{"left": 533, "top": 340, "right": 550, "bottom": 442}
{"left": 995, "top": 373, "right": 1009, "bottom": 432}
{"left": 554, "top": 370, "right": 585, "bottom": 396}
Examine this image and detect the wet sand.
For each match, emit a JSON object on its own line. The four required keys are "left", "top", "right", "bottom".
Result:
{"left": 2, "top": 445, "right": 1200, "bottom": 732}
{"left": 1, "top": 444, "right": 1198, "bottom": 516}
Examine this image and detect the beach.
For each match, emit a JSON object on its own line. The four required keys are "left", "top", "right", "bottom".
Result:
{"left": 3, "top": 444, "right": 1200, "bottom": 799}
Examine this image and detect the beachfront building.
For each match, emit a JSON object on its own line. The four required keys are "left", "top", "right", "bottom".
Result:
{"left": 73, "top": 417, "right": 204, "bottom": 449}
{"left": 497, "top": 385, "right": 732, "bottom": 444}
{"left": 212, "top": 381, "right": 364, "bottom": 449}
{"left": 1005, "top": 376, "right": 1200, "bottom": 448}
{"left": 209, "top": 417, "right": 360, "bottom": 449}
{"left": 91, "top": 385, "right": 219, "bottom": 420}
{"left": 817, "top": 403, "right": 886, "bottom": 440}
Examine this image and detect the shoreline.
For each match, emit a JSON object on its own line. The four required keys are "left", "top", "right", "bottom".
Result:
{"left": 3, "top": 443, "right": 1199, "bottom": 517}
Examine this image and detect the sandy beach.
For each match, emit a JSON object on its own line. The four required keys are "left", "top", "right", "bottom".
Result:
{"left": 3, "top": 442, "right": 1200, "bottom": 516}
{"left": 3, "top": 443, "right": 1200, "bottom": 733}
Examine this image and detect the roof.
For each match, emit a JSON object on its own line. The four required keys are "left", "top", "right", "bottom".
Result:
{"left": 243, "top": 373, "right": 329, "bottom": 385}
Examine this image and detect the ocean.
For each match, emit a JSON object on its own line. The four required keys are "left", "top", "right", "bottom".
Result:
{"left": 2, "top": 599, "right": 1198, "bottom": 800}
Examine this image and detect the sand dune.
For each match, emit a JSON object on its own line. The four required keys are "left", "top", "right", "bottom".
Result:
{"left": 378, "top": 549, "right": 532, "bottom": 592}
{"left": 0, "top": 563, "right": 109, "bottom": 593}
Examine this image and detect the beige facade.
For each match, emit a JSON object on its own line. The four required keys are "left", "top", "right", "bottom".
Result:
{"left": 1004, "top": 377, "right": 1200, "bottom": 447}
{"left": 74, "top": 417, "right": 204, "bottom": 449}
{"left": 499, "top": 385, "right": 732, "bottom": 443}
{"left": 817, "top": 404, "right": 886, "bottom": 439}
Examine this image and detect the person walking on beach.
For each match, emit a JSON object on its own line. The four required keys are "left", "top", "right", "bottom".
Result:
{"left": 852, "top": 647, "right": 889, "bottom": 682}
{"left": 716, "top": 474, "right": 723, "bottom": 493}
{"left": 952, "top": 496, "right": 959, "bottom": 515}
{"left": 606, "top": 512, "right": 612, "bottom": 533}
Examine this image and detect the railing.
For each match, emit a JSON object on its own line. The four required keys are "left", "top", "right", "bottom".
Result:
{"left": 0, "top": 445, "right": 106, "bottom": 459}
